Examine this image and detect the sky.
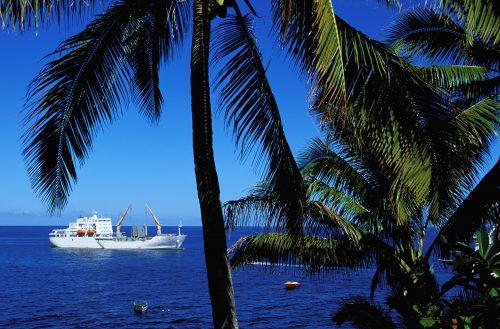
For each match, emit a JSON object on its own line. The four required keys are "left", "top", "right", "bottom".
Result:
{"left": 0, "top": 1, "right": 497, "bottom": 226}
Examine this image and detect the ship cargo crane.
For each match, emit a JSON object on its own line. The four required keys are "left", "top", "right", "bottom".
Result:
{"left": 146, "top": 204, "right": 162, "bottom": 235}
{"left": 116, "top": 204, "right": 132, "bottom": 238}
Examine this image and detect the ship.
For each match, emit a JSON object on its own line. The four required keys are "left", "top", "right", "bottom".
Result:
{"left": 49, "top": 205, "right": 187, "bottom": 249}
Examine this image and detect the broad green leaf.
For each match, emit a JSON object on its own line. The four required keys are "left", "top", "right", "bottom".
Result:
{"left": 419, "top": 317, "right": 436, "bottom": 327}
{"left": 476, "top": 230, "right": 489, "bottom": 257}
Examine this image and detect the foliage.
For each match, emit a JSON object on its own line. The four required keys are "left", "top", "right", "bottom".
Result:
{"left": 21, "top": 1, "right": 394, "bottom": 328}
{"left": 332, "top": 297, "right": 396, "bottom": 329}
{"left": 443, "top": 231, "right": 500, "bottom": 294}
{"left": 0, "top": 0, "right": 102, "bottom": 30}
{"left": 15, "top": 0, "right": 500, "bottom": 327}
{"left": 224, "top": 1, "right": 499, "bottom": 328}
{"left": 19, "top": 0, "right": 309, "bottom": 327}
{"left": 22, "top": 0, "right": 190, "bottom": 211}
{"left": 333, "top": 231, "right": 500, "bottom": 329}
{"left": 212, "top": 12, "right": 304, "bottom": 233}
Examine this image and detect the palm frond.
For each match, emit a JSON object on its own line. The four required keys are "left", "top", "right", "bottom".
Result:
{"left": 306, "top": 180, "right": 382, "bottom": 232}
{"left": 22, "top": 3, "right": 132, "bottom": 212}
{"left": 452, "top": 97, "right": 499, "bottom": 140}
{"left": 224, "top": 186, "right": 289, "bottom": 230}
{"left": 417, "top": 64, "right": 500, "bottom": 105}
{"left": 229, "top": 233, "right": 384, "bottom": 272}
{"left": 425, "top": 158, "right": 500, "bottom": 260}
{"left": 223, "top": 181, "right": 370, "bottom": 242}
{"left": 459, "top": 75, "right": 500, "bottom": 101}
{"left": 426, "top": 97, "right": 499, "bottom": 225}
{"left": 271, "top": 0, "right": 346, "bottom": 116}
{"left": 441, "top": 0, "right": 500, "bottom": 45}
{"left": 334, "top": 15, "right": 396, "bottom": 81}
{"left": 388, "top": 7, "right": 499, "bottom": 68}
{"left": 0, "top": 0, "right": 101, "bottom": 30}
{"left": 126, "top": 0, "right": 189, "bottom": 122}
{"left": 332, "top": 296, "right": 396, "bottom": 329}
{"left": 302, "top": 200, "right": 368, "bottom": 241}
{"left": 22, "top": 0, "right": 187, "bottom": 212}
{"left": 312, "top": 16, "right": 456, "bottom": 225}
{"left": 319, "top": 12, "right": 488, "bottom": 230}
{"left": 299, "top": 137, "right": 379, "bottom": 210}
{"left": 212, "top": 13, "right": 304, "bottom": 232}
{"left": 418, "top": 65, "right": 490, "bottom": 90}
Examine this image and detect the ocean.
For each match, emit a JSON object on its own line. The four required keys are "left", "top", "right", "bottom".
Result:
{"left": 0, "top": 226, "right": 451, "bottom": 328}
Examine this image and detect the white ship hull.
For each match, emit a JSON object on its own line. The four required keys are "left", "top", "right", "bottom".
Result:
{"left": 49, "top": 234, "right": 187, "bottom": 249}
{"left": 97, "top": 234, "right": 186, "bottom": 249}
{"left": 49, "top": 235, "right": 102, "bottom": 249}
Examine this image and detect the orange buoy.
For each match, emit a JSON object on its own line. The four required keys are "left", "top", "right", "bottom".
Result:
{"left": 284, "top": 281, "right": 301, "bottom": 289}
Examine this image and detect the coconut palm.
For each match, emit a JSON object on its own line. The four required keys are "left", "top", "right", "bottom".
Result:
{"left": 225, "top": 0, "right": 500, "bottom": 271}
{"left": 331, "top": 5, "right": 500, "bottom": 326}
{"left": 13, "top": 0, "right": 496, "bottom": 327}
{"left": 224, "top": 2, "right": 499, "bottom": 326}
{"left": 226, "top": 127, "right": 498, "bottom": 328}
{"left": 18, "top": 0, "right": 389, "bottom": 327}
{"left": 387, "top": 3, "right": 500, "bottom": 255}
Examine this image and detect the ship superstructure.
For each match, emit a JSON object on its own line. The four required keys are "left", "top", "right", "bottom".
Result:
{"left": 49, "top": 206, "right": 186, "bottom": 249}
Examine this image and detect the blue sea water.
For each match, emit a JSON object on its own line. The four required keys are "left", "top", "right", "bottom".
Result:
{"left": 0, "top": 226, "right": 452, "bottom": 328}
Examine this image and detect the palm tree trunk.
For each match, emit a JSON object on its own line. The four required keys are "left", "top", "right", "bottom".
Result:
{"left": 190, "top": 1, "right": 238, "bottom": 328}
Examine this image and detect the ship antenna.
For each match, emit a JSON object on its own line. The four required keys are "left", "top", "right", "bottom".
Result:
{"left": 178, "top": 221, "right": 182, "bottom": 235}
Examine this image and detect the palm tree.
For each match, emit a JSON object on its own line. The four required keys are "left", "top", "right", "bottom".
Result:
{"left": 225, "top": 0, "right": 500, "bottom": 266}
{"left": 17, "top": 0, "right": 372, "bottom": 327}
{"left": 190, "top": 2, "right": 238, "bottom": 326}
{"left": 226, "top": 123, "right": 498, "bottom": 328}
{"left": 387, "top": 3, "right": 500, "bottom": 256}
{"left": 11, "top": 0, "right": 497, "bottom": 326}
{"left": 224, "top": 2, "right": 499, "bottom": 326}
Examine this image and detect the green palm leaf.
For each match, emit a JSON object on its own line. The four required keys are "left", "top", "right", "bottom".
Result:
{"left": 459, "top": 75, "right": 500, "bottom": 101}
{"left": 388, "top": 7, "right": 499, "bottom": 68}
{"left": 441, "top": 0, "right": 500, "bottom": 45}
{"left": 0, "top": 0, "right": 100, "bottom": 30}
{"left": 224, "top": 188, "right": 289, "bottom": 229}
{"left": 418, "top": 65, "right": 490, "bottom": 90}
{"left": 332, "top": 297, "right": 396, "bottom": 329}
{"left": 335, "top": 15, "right": 393, "bottom": 80}
{"left": 426, "top": 97, "right": 499, "bottom": 224}
{"left": 271, "top": 0, "right": 401, "bottom": 113}
{"left": 299, "top": 137, "right": 379, "bottom": 211}
{"left": 271, "top": 0, "right": 347, "bottom": 116}
{"left": 212, "top": 12, "right": 304, "bottom": 232}
{"left": 417, "top": 64, "right": 499, "bottom": 103}
{"left": 312, "top": 17, "right": 459, "bottom": 225}
{"left": 223, "top": 182, "right": 369, "bottom": 241}
{"left": 306, "top": 180, "right": 381, "bottom": 232}
{"left": 229, "top": 233, "right": 381, "bottom": 271}
{"left": 22, "top": 0, "right": 187, "bottom": 212}
{"left": 426, "top": 158, "right": 500, "bottom": 259}
{"left": 126, "top": 0, "right": 189, "bottom": 121}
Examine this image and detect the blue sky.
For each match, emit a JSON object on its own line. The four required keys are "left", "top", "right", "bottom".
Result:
{"left": 0, "top": 1, "right": 497, "bottom": 225}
